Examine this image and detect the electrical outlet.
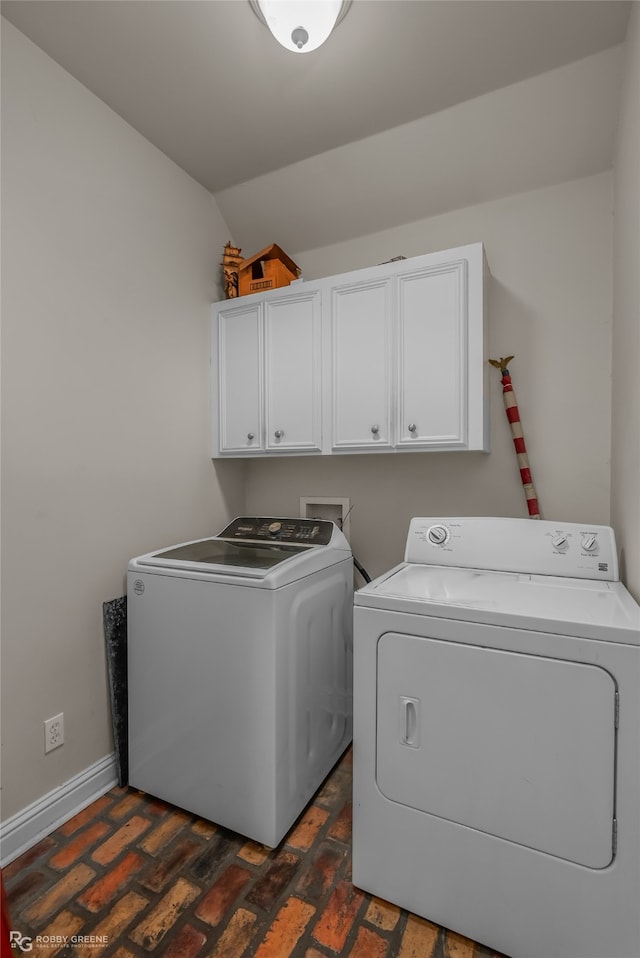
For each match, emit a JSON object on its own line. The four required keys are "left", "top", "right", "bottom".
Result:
{"left": 44, "top": 713, "right": 64, "bottom": 753}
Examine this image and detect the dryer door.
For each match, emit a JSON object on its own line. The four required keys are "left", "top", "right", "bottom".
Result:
{"left": 376, "top": 634, "right": 617, "bottom": 868}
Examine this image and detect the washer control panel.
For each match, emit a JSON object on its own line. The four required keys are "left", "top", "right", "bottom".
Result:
{"left": 220, "top": 516, "right": 334, "bottom": 546}
{"left": 405, "top": 517, "right": 618, "bottom": 580}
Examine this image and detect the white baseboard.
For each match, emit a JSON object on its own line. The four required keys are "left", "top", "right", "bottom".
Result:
{"left": 0, "top": 753, "right": 118, "bottom": 866}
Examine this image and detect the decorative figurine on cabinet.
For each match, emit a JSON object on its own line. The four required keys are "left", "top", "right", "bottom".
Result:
{"left": 221, "top": 241, "right": 243, "bottom": 298}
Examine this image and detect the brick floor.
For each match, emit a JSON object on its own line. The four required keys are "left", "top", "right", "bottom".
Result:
{"left": 4, "top": 748, "right": 509, "bottom": 957}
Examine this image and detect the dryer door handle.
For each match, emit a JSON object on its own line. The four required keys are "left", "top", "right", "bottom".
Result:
{"left": 401, "top": 696, "right": 420, "bottom": 748}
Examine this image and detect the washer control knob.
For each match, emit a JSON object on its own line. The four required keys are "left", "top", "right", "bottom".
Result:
{"left": 268, "top": 521, "right": 282, "bottom": 535}
{"left": 581, "top": 533, "right": 599, "bottom": 554}
{"left": 427, "top": 524, "right": 449, "bottom": 546}
{"left": 552, "top": 534, "right": 569, "bottom": 553}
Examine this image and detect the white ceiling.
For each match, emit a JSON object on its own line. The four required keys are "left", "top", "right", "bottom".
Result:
{"left": 1, "top": 0, "right": 633, "bottom": 253}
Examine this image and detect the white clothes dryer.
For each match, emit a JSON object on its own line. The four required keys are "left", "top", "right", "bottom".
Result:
{"left": 353, "top": 517, "right": 640, "bottom": 958}
{"left": 128, "top": 517, "right": 353, "bottom": 847}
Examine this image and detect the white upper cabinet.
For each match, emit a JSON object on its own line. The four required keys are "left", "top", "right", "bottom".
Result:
{"left": 395, "top": 257, "right": 469, "bottom": 449}
{"left": 212, "top": 286, "right": 322, "bottom": 457}
{"left": 215, "top": 300, "right": 262, "bottom": 454}
{"left": 211, "top": 243, "right": 489, "bottom": 458}
{"left": 331, "top": 277, "right": 393, "bottom": 451}
{"left": 328, "top": 244, "right": 488, "bottom": 453}
{"left": 263, "top": 291, "right": 322, "bottom": 453}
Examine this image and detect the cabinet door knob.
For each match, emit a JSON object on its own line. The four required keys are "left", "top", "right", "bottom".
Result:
{"left": 247, "top": 432, "right": 255, "bottom": 441}
{"left": 408, "top": 423, "right": 417, "bottom": 433}
{"left": 274, "top": 429, "right": 284, "bottom": 440}
{"left": 371, "top": 424, "right": 380, "bottom": 435}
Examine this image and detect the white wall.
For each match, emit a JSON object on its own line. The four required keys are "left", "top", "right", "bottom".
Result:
{"left": 244, "top": 174, "right": 614, "bottom": 579}
{"left": 0, "top": 21, "right": 243, "bottom": 821}
{"left": 612, "top": 4, "right": 640, "bottom": 601}
{"left": 215, "top": 46, "right": 623, "bottom": 255}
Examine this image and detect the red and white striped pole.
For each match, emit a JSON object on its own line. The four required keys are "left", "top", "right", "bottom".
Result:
{"left": 489, "top": 355, "right": 541, "bottom": 520}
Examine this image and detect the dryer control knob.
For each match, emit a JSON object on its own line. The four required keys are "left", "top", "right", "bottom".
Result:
{"left": 427, "top": 524, "right": 449, "bottom": 546}
{"left": 581, "top": 534, "right": 599, "bottom": 553}
{"left": 268, "top": 521, "right": 282, "bottom": 535}
{"left": 552, "top": 534, "right": 569, "bottom": 553}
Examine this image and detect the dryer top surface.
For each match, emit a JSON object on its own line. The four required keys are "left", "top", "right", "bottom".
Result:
{"left": 355, "top": 563, "right": 640, "bottom": 644}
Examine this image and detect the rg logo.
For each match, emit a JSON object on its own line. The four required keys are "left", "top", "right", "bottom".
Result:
{"left": 9, "top": 931, "right": 33, "bottom": 952}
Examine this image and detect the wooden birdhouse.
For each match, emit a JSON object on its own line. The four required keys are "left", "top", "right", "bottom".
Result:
{"left": 237, "top": 244, "right": 300, "bottom": 297}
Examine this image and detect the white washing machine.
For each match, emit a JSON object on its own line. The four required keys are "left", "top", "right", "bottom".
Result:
{"left": 353, "top": 517, "right": 640, "bottom": 958}
{"left": 128, "top": 516, "right": 353, "bottom": 847}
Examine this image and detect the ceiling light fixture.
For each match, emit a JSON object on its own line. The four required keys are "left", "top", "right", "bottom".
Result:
{"left": 249, "top": 1, "right": 352, "bottom": 54}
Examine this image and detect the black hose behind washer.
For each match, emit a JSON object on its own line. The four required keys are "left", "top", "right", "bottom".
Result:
{"left": 353, "top": 555, "right": 372, "bottom": 584}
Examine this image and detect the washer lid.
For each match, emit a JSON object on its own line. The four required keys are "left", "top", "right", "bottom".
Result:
{"left": 135, "top": 537, "right": 311, "bottom": 578}
{"left": 356, "top": 563, "right": 640, "bottom": 643}
{"left": 129, "top": 518, "right": 352, "bottom": 584}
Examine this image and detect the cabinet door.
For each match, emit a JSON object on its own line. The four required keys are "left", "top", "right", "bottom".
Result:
{"left": 264, "top": 289, "right": 322, "bottom": 453}
{"left": 331, "top": 278, "right": 393, "bottom": 451}
{"left": 215, "top": 302, "right": 263, "bottom": 454}
{"left": 396, "top": 259, "right": 467, "bottom": 449}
